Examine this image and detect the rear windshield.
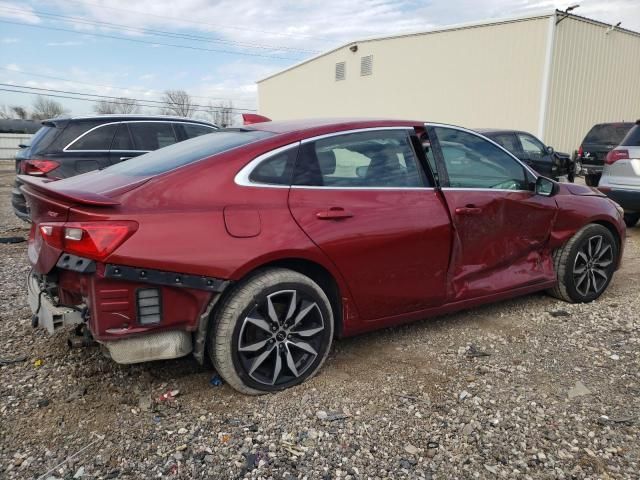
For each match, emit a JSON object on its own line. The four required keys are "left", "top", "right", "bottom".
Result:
{"left": 105, "top": 130, "right": 274, "bottom": 176}
{"left": 29, "top": 125, "right": 61, "bottom": 153}
{"left": 583, "top": 123, "right": 633, "bottom": 145}
{"left": 620, "top": 125, "right": 640, "bottom": 147}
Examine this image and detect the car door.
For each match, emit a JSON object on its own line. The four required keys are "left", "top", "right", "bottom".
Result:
{"left": 428, "top": 125, "right": 557, "bottom": 301}
{"left": 516, "top": 132, "right": 552, "bottom": 177}
{"left": 111, "top": 121, "right": 179, "bottom": 164}
{"left": 63, "top": 122, "right": 118, "bottom": 174}
{"left": 288, "top": 128, "right": 453, "bottom": 321}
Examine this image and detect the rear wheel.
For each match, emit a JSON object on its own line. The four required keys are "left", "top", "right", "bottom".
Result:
{"left": 623, "top": 213, "right": 640, "bottom": 228}
{"left": 209, "top": 268, "right": 334, "bottom": 395}
{"left": 585, "top": 173, "right": 601, "bottom": 187}
{"left": 548, "top": 224, "right": 618, "bottom": 303}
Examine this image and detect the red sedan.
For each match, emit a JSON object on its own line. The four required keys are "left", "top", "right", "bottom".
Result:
{"left": 22, "top": 119, "right": 625, "bottom": 394}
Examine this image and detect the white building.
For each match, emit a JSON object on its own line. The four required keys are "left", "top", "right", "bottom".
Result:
{"left": 258, "top": 10, "right": 640, "bottom": 152}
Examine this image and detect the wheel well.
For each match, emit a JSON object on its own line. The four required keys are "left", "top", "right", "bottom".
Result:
{"left": 241, "top": 258, "right": 343, "bottom": 337}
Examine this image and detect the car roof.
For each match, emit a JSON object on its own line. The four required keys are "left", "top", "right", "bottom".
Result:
{"left": 42, "top": 114, "right": 218, "bottom": 126}
{"left": 245, "top": 118, "right": 423, "bottom": 136}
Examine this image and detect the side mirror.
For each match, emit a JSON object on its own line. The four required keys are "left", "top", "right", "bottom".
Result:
{"left": 535, "top": 176, "right": 557, "bottom": 196}
{"left": 546, "top": 145, "right": 554, "bottom": 155}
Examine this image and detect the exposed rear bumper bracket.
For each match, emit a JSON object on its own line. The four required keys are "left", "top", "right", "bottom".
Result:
{"left": 104, "top": 264, "right": 230, "bottom": 292}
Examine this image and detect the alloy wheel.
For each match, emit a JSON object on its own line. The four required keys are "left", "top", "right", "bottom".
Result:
{"left": 572, "top": 235, "right": 613, "bottom": 297}
{"left": 237, "top": 290, "right": 326, "bottom": 387}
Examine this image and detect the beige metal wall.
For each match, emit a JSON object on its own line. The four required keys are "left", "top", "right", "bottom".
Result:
{"left": 545, "top": 18, "right": 640, "bottom": 152}
{"left": 258, "top": 17, "right": 551, "bottom": 134}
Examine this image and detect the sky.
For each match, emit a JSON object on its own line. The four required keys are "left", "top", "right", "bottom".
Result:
{"left": 0, "top": 0, "right": 638, "bottom": 120}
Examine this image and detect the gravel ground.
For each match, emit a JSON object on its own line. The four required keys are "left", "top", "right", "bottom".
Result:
{"left": 0, "top": 163, "right": 638, "bottom": 480}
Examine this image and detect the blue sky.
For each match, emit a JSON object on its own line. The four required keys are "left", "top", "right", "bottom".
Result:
{"left": 0, "top": 0, "right": 638, "bottom": 119}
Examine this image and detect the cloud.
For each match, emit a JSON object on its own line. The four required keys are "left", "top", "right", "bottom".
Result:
{"left": 1, "top": 37, "right": 19, "bottom": 43}
{"left": 5, "top": 63, "right": 21, "bottom": 72}
{"left": 46, "top": 41, "right": 83, "bottom": 46}
{"left": 0, "top": 1, "right": 40, "bottom": 24}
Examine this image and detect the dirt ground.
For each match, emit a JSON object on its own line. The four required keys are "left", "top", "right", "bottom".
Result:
{"left": 0, "top": 163, "right": 638, "bottom": 479}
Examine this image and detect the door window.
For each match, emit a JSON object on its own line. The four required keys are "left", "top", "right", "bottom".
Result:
{"left": 111, "top": 123, "right": 134, "bottom": 150}
{"left": 67, "top": 124, "right": 118, "bottom": 151}
{"left": 294, "top": 130, "right": 427, "bottom": 188}
{"left": 517, "top": 133, "right": 545, "bottom": 159}
{"left": 128, "top": 122, "right": 178, "bottom": 151}
{"left": 181, "top": 123, "right": 216, "bottom": 139}
{"left": 434, "top": 127, "right": 528, "bottom": 190}
{"left": 248, "top": 147, "right": 298, "bottom": 185}
{"left": 491, "top": 133, "right": 520, "bottom": 156}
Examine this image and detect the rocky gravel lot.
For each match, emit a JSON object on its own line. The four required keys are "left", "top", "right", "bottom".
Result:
{"left": 0, "top": 164, "right": 638, "bottom": 480}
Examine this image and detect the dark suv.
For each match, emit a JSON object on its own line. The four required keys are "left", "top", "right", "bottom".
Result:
{"left": 476, "top": 128, "right": 574, "bottom": 181}
{"left": 12, "top": 115, "right": 218, "bottom": 220}
{"left": 575, "top": 122, "right": 634, "bottom": 186}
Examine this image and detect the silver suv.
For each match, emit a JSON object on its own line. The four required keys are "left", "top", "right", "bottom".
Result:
{"left": 598, "top": 119, "right": 640, "bottom": 228}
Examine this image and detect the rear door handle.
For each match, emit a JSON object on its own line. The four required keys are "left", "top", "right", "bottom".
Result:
{"left": 119, "top": 157, "right": 133, "bottom": 161}
{"left": 316, "top": 207, "right": 353, "bottom": 220}
{"left": 455, "top": 206, "right": 482, "bottom": 215}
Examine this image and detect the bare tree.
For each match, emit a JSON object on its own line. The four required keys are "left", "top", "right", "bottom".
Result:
{"left": 206, "top": 101, "right": 235, "bottom": 127}
{"left": 32, "top": 96, "right": 66, "bottom": 120}
{"left": 162, "top": 89, "right": 194, "bottom": 117}
{"left": 11, "top": 106, "right": 29, "bottom": 119}
{"left": 93, "top": 98, "right": 141, "bottom": 114}
{"left": 0, "top": 104, "right": 10, "bottom": 119}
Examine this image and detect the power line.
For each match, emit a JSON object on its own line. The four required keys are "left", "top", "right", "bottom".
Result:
{"left": 0, "top": 5, "right": 320, "bottom": 54}
{"left": 60, "top": 0, "right": 335, "bottom": 42}
{"left": 0, "top": 85, "right": 257, "bottom": 114}
{"left": 0, "top": 19, "right": 306, "bottom": 61}
{"left": 0, "top": 83, "right": 256, "bottom": 112}
{"left": 0, "top": 67, "right": 256, "bottom": 106}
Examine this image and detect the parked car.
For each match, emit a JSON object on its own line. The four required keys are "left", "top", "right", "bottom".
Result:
{"left": 598, "top": 120, "right": 640, "bottom": 227}
{"left": 12, "top": 115, "right": 218, "bottom": 221}
{"left": 22, "top": 119, "right": 625, "bottom": 394}
{"left": 476, "top": 128, "right": 574, "bottom": 181}
{"left": 574, "top": 122, "right": 634, "bottom": 186}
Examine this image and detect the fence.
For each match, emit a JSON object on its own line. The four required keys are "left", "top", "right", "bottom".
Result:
{"left": 0, "top": 133, "right": 33, "bottom": 161}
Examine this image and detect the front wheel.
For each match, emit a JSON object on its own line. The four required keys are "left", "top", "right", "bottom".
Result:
{"left": 585, "top": 173, "right": 601, "bottom": 187}
{"left": 209, "top": 268, "right": 334, "bottom": 395}
{"left": 548, "top": 224, "right": 618, "bottom": 303}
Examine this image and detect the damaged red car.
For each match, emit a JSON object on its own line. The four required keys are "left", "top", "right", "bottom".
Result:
{"left": 22, "top": 119, "right": 626, "bottom": 394}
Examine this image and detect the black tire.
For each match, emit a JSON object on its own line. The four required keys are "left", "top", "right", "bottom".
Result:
{"left": 209, "top": 268, "right": 334, "bottom": 395}
{"left": 623, "top": 213, "right": 640, "bottom": 228}
{"left": 585, "top": 173, "right": 601, "bottom": 187}
{"left": 548, "top": 224, "right": 618, "bottom": 303}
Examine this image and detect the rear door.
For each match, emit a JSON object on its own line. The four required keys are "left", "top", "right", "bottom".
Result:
{"left": 288, "top": 128, "right": 453, "bottom": 321}
{"left": 110, "top": 121, "right": 179, "bottom": 164}
{"left": 428, "top": 125, "right": 557, "bottom": 301}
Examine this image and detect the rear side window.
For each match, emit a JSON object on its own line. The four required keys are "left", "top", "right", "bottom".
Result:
{"left": 620, "top": 125, "right": 640, "bottom": 146}
{"left": 490, "top": 133, "right": 520, "bottom": 155}
{"left": 583, "top": 124, "right": 633, "bottom": 145}
{"left": 111, "top": 123, "right": 134, "bottom": 150}
{"left": 249, "top": 147, "right": 298, "bottom": 185}
{"left": 105, "top": 130, "right": 274, "bottom": 176}
{"left": 129, "top": 122, "right": 177, "bottom": 150}
{"left": 182, "top": 123, "right": 217, "bottom": 139}
{"left": 67, "top": 124, "right": 118, "bottom": 151}
{"left": 29, "top": 125, "right": 60, "bottom": 153}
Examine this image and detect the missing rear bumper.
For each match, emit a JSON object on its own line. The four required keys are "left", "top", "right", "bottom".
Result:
{"left": 28, "top": 273, "right": 84, "bottom": 334}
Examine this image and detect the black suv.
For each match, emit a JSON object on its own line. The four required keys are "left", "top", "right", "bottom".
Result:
{"left": 12, "top": 115, "right": 218, "bottom": 220}
{"left": 575, "top": 122, "right": 634, "bottom": 186}
{"left": 476, "top": 128, "right": 574, "bottom": 181}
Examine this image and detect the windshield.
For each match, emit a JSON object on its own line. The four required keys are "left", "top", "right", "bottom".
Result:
{"left": 583, "top": 123, "right": 633, "bottom": 145}
{"left": 105, "top": 129, "right": 274, "bottom": 176}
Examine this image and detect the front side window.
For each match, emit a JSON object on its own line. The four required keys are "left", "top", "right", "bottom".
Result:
{"left": 491, "top": 133, "right": 520, "bottom": 156}
{"left": 111, "top": 123, "right": 134, "bottom": 150}
{"left": 128, "top": 122, "right": 177, "bottom": 151}
{"left": 67, "top": 123, "right": 118, "bottom": 151}
{"left": 434, "top": 127, "right": 528, "bottom": 190}
{"left": 294, "top": 130, "right": 426, "bottom": 188}
{"left": 517, "top": 133, "right": 545, "bottom": 159}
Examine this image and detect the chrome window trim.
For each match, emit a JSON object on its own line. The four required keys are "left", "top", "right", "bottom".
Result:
{"left": 425, "top": 122, "right": 540, "bottom": 180}
{"left": 441, "top": 187, "right": 533, "bottom": 193}
{"left": 291, "top": 186, "right": 436, "bottom": 191}
{"left": 63, "top": 120, "right": 217, "bottom": 152}
{"left": 300, "top": 126, "right": 413, "bottom": 144}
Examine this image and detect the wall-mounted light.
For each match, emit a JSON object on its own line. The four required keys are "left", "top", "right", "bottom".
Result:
{"left": 606, "top": 22, "right": 622, "bottom": 34}
{"left": 349, "top": 45, "right": 358, "bottom": 53}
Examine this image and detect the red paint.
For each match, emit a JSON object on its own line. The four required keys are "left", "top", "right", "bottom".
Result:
{"left": 21, "top": 119, "right": 626, "bottom": 345}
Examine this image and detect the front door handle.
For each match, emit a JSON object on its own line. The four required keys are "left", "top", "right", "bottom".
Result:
{"left": 316, "top": 207, "right": 353, "bottom": 220}
{"left": 119, "top": 157, "right": 133, "bottom": 161}
{"left": 455, "top": 206, "right": 482, "bottom": 215}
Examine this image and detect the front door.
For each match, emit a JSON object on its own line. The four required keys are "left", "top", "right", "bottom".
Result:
{"left": 288, "top": 128, "right": 453, "bottom": 321}
{"left": 428, "top": 125, "right": 557, "bottom": 301}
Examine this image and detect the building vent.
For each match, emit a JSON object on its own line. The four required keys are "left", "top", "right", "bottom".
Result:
{"left": 360, "top": 55, "right": 373, "bottom": 76}
{"left": 335, "top": 61, "right": 346, "bottom": 81}
{"left": 136, "top": 288, "right": 162, "bottom": 325}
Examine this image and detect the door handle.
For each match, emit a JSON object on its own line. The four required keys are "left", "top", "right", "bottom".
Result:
{"left": 455, "top": 206, "right": 482, "bottom": 215}
{"left": 316, "top": 207, "right": 353, "bottom": 220}
{"left": 119, "top": 157, "right": 133, "bottom": 161}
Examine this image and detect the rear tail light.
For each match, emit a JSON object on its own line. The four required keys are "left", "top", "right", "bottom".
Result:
{"left": 38, "top": 221, "right": 138, "bottom": 261}
{"left": 605, "top": 149, "right": 629, "bottom": 165}
{"left": 577, "top": 146, "right": 583, "bottom": 157}
{"left": 23, "top": 159, "right": 60, "bottom": 176}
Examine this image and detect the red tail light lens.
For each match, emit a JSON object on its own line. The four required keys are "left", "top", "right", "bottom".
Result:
{"left": 578, "top": 146, "right": 583, "bottom": 157}
{"left": 605, "top": 149, "right": 629, "bottom": 165}
{"left": 38, "top": 221, "right": 138, "bottom": 261}
{"left": 24, "top": 159, "right": 60, "bottom": 176}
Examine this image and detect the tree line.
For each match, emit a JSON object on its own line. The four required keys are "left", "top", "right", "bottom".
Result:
{"left": 0, "top": 90, "right": 236, "bottom": 127}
